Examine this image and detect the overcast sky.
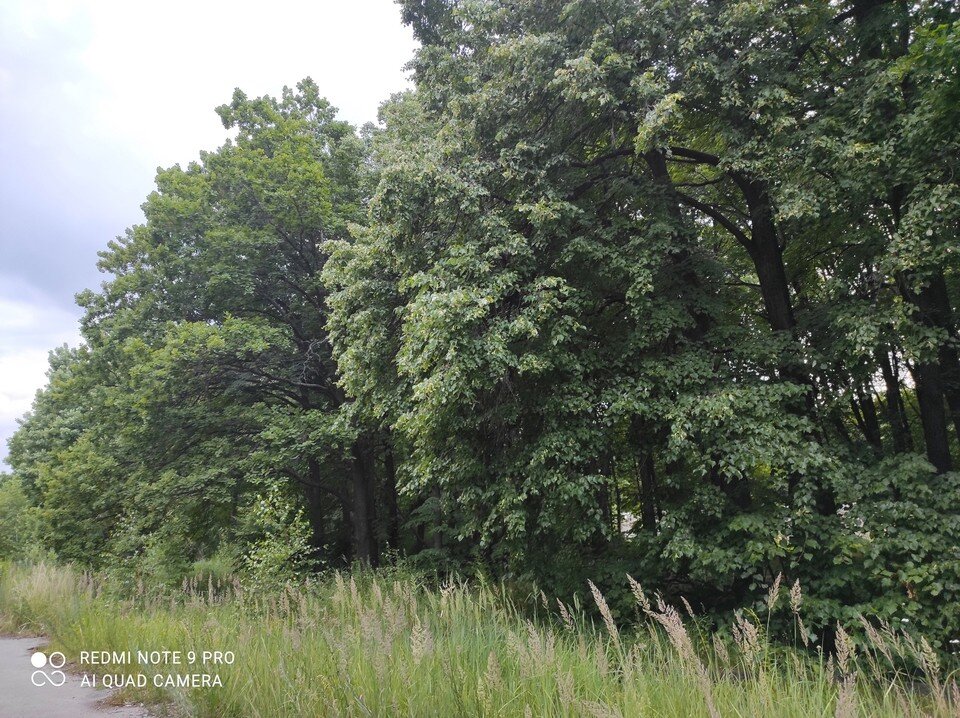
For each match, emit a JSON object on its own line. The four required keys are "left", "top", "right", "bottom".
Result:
{"left": 0, "top": 0, "right": 417, "bottom": 466}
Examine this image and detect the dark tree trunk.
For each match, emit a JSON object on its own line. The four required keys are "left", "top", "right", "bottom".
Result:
{"left": 638, "top": 452, "right": 658, "bottom": 533}
{"left": 336, "top": 492, "right": 354, "bottom": 564}
{"left": 831, "top": 411, "right": 853, "bottom": 445}
{"left": 939, "top": 340, "right": 960, "bottom": 445}
{"left": 910, "top": 359, "right": 953, "bottom": 473}
{"left": 350, "top": 439, "right": 379, "bottom": 565}
{"left": 854, "top": 386, "right": 883, "bottom": 449}
{"left": 430, "top": 486, "right": 443, "bottom": 550}
{"left": 303, "top": 458, "right": 326, "bottom": 552}
{"left": 738, "top": 180, "right": 818, "bottom": 406}
{"left": 855, "top": 0, "right": 955, "bottom": 470}
{"left": 383, "top": 445, "right": 401, "bottom": 551}
{"left": 630, "top": 416, "right": 660, "bottom": 533}
{"left": 654, "top": 148, "right": 831, "bottom": 511}
{"left": 899, "top": 273, "right": 955, "bottom": 472}
{"left": 940, "top": 343, "right": 960, "bottom": 445}
{"left": 743, "top": 181, "right": 796, "bottom": 336}
{"left": 412, "top": 494, "right": 427, "bottom": 553}
{"left": 878, "top": 347, "right": 912, "bottom": 452}
{"left": 613, "top": 479, "right": 622, "bottom": 534}
{"left": 736, "top": 178, "right": 837, "bottom": 514}
{"left": 924, "top": 270, "right": 960, "bottom": 444}
{"left": 669, "top": 152, "right": 812, "bottom": 393}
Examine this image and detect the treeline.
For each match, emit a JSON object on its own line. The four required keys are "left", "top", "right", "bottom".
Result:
{"left": 6, "top": 0, "right": 960, "bottom": 642}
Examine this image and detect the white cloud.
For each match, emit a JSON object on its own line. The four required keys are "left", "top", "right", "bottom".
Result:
{"left": 75, "top": 0, "right": 416, "bottom": 168}
{"left": 0, "top": 349, "right": 54, "bottom": 424}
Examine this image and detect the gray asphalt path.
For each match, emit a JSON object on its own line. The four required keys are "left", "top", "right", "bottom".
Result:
{"left": 0, "top": 637, "right": 148, "bottom": 718}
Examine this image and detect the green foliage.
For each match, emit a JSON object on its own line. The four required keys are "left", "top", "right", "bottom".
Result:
{"left": 0, "top": 475, "right": 43, "bottom": 561}
{"left": 4, "top": 0, "right": 960, "bottom": 656}
{"left": 240, "top": 482, "right": 317, "bottom": 589}
{"left": 8, "top": 78, "right": 378, "bottom": 574}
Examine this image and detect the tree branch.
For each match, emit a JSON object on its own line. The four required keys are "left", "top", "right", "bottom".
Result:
{"left": 676, "top": 192, "right": 753, "bottom": 249}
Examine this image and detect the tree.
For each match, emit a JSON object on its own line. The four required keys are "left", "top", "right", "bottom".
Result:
{"left": 13, "top": 80, "right": 385, "bottom": 569}
{"left": 7, "top": 0, "right": 960, "bottom": 645}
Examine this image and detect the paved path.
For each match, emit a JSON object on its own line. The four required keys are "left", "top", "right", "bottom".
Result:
{"left": 0, "top": 637, "right": 148, "bottom": 718}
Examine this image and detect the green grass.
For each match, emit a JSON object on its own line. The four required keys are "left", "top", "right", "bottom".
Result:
{"left": 0, "top": 562, "right": 956, "bottom": 717}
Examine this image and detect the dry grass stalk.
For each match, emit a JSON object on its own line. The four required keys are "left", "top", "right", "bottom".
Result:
{"left": 626, "top": 574, "right": 651, "bottom": 614}
{"left": 832, "top": 625, "right": 858, "bottom": 718}
{"left": 410, "top": 617, "right": 433, "bottom": 666}
{"left": 507, "top": 629, "right": 535, "bottom": 680}
{"left": 650, "top": 597, "right": 720, "bottom": 718}
{"left": 733, "top": 612, "right": 761, "bottom": 662}
{"left": 790, "top": 580, "right": 808, "bottom": 647}
{"left": 588, "top": 580, "right": 621, "bottom": 651}
{"left": 593, "top": 641, "right": 610, "bottom": 677}
{"left": 835, "top": 676, "right": 857, "bottom": 718}
{"left": 712, "top": 633, "right": 730, "bottom": 666}
{"left": 766, "top": 573, "right": 782, "bottom": 613}
{"left": 477, "top": 650, "right": 503, "bottom": 712}
{"left": 918, "top": 636, "right": 946, "bottom": 711}
{"left": 579, "top": 700, "right": 624, "bottom": 718}
{"left": 485, "top": 650, "right": 503, "bottom": 691}
{"left": 557, "top": 669, "right": 575, "bottom": 706}
{"left": 835, "top": 624, "right": 854, "bottom": 677}
{"left": 654, "top": 598, "right": 696, "bottom": 663}
{"left": 557, "top": 598, "right": 575, "bottom": 631}
{"left": 349, "top": 576, "right": 360, "bottom": 606}
{"left": 858, "top": 616, "right": 893, "bottom": 669}
{"left": 526, "top": 620, "right": 557, "bottom": 667}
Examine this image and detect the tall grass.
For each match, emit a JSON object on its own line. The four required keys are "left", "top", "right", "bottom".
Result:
{"left": 0, "top": 561, "right": 956, "bottom": 717}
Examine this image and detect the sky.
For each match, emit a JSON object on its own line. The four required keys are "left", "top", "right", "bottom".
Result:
{"left": 0, "top": 0, "right": 417, "bottom": 466}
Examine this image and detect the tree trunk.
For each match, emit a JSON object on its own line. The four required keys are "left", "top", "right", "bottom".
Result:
{"left": 629, "top": 416, "right": 660, "bottom": 533}
{"left": 854, "top": 386, "right": 883, "bottom": 449}
{"left": 899, "top": 273, "right": 955, "bottom": 472}
{"left": 831, "top": 410, "right": 853, "bottom": 445}
{"left": 743, "top": 182, "right": 797, "bottom": 336}
{"left": 910, "top": 359, "right": 953, "bottom": 473}
{"left": 854, "top": 0, "right": 955, "bottom": 470}
{"left": 739, "top": 180, "right": 820, "bottom": 403}
{"left": 924, "top": 271, "right": 960, "bottom": 444}
{"left": 877, "top": 347, "right": 912, "bottom": 452}
{"left": 336, "top": 492, "right": 354, "bottom": 564}
{"left": 383, "top": 445, "right": 401, "bottom": 551}
{"left": 303, "top": 458, "right": 326, "bottom": 553}
{"left": 735, "top": 178, "right": 839, "bottom": 515}
{"left": 350, "top": 438, "right": 379, "bottom": 565}
{"left": 430, "top": 486, "right": 443, "bottom": 550}
{"left": 638, "top": 452, "right": 658, "bottom": 533}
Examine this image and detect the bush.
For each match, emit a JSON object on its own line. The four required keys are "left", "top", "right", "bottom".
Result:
{"left": 0, "top": 474, "right": 44, "bottom": 561}
{"left": 240, "top": 483, "right": 317, "bottom": 589}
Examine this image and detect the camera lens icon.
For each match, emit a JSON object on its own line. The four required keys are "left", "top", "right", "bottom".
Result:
{"left": 30, "top": 651, "right": 66, "bottom": 687}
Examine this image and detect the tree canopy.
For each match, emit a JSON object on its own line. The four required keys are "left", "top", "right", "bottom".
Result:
{"left": 7, "top": 1, "right": 960, "bottom": 644}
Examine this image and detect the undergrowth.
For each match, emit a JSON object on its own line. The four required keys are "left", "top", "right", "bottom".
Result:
{"left": 1, "top": 562, "right": 957, "bottom": 717}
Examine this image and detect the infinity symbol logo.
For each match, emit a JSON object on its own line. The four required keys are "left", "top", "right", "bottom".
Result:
{"left": 30, "top": 651, "right": 66, "bottom": 687}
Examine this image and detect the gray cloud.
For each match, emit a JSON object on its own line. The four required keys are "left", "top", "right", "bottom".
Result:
{"left": 0, "top": 0, "right": 416, "bottom": 465}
